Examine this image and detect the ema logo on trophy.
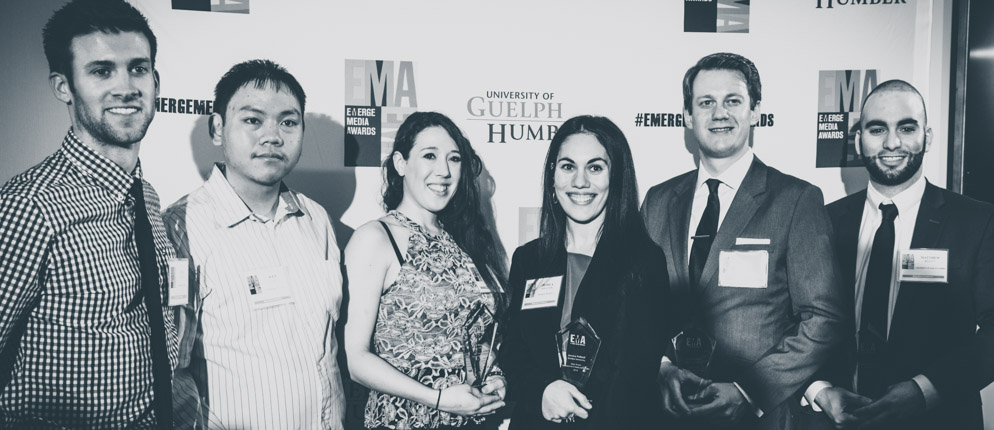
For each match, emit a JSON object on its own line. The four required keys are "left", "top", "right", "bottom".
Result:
{"left": 344, "top": 59, "right": 418, "bottom": 167}
{"left": 815, "top": 69, "right": 880, "bottom": 168}
{"left": 171, "top": 0, "right": 249, "bottom": 13}
{"left": 684, "top": 0, "right": 750, "bottom": 33}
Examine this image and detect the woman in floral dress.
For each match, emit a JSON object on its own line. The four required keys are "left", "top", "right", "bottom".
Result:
{"left": 344, "top": 112, "right": 508, "bottom": 430}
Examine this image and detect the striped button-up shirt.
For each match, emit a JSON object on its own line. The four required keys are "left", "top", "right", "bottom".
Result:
{"left": 165, "top": 164, "right": 345, "bottom": 429}
{"left": 0, "top": 129, "right": 179, "bottom": 428}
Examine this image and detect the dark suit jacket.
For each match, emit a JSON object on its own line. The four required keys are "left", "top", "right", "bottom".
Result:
{"left": 641, "top": 157, "right": 850, "bottom": 429}
{"left": 826, "top": 182, "right": 994, "bottom": 430}
{"left": 501, "top": 226, "right": 674, "bottom": 429}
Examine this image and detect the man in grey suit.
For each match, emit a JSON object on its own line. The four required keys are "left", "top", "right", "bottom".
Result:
{"left": 641, "top": 52, "right": 849, "bottom": 429}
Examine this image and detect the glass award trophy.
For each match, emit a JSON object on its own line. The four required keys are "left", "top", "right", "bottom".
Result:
{"left": 462, "top": 302, "right": 500, "bottom": 388}
{"left": 671, "top": 325, "right": 716, "bottom": 398}
{"left": 556, "top": 317, "right": 601, "bottom": 390}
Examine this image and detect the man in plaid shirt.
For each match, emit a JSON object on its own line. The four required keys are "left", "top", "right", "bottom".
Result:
{"left": 0, "top": 0, "right": 178, "bottom": 428}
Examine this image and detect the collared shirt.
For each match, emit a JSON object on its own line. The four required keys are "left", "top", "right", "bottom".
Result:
{"left": 685, "top": 148, "right": 763, "bottom": 416}
{"left": 687, "top": 148, "right": 755, "bottom": 263}
{"left": 804, "top": 174, "right": 937, "bottom": 410}
{"left": 0, "top": 129, "right": 179, "bottom": 428}
{"left": 165, "top": 164, "right": 345, "bottom": 429}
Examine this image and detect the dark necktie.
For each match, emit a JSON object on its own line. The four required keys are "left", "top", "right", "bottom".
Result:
{"left": 130, "top": 178, "right": 173, "bottom": 429}
{"left": 857, "top": 202, "right": 898, "bottom": 397}
{"left": 689, "top": 179, "right": 721, "bottom": 287}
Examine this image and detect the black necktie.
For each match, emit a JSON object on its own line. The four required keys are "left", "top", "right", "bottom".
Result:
{"left": 857, "top": 202, "right": 898, "bottom": 397}
{"left": 131, "top": 178, "right": 173, "bottom": 429}
{"left": 689, "top": 179, "right": 721, "bottom": 287}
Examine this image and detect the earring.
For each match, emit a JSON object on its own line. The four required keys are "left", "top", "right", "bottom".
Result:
{"left": 552, "top": 192, "right": 558, "bottom": 204}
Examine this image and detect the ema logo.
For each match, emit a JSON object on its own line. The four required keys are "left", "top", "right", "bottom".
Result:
{"left": 172, "top": 0, "right": 249, "bottom": 13}
{"left": 685, "top": 0, "right": 750, "bottom": 33}
{"left": 344, "top": 60, "right": 418, "bottom": 167}
{"left": 815, "top": 69, "right": 879, "bottom": 168}
{"left": 816, "top": 0, "right": 907, "bottom": 8}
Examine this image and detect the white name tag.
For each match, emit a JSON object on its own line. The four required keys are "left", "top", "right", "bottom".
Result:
{"left": 735, "top": 237, "right": 771, "bottom": 246}
{"left": 466, "top": 263, "right": 492, "bottom": 294}
{"left": 899, "top": 249, "right": 948, "bottom": 283}
{"left": 718, "top": 250, "right": 769, "bottom": 288}
{"left": 521, "top": 276, "right": 562, "bottom": 310}
{"left": 167, "top": 258, "right": 190, "bottom": 307}
{"left": 245, "top": 266, "right": 294, "bottom": 309}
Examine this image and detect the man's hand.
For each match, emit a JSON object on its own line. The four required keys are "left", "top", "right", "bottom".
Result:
{"left": 851, "top": 380, "right": 925, "bottom": 429}
{"left": 687, "top": 382, "right": 750, "bottom": 424}
{"left": 814, "top": 386, "right": 872, "bottom": 429}
{"left": 658, "top": 361, "right": 711, "bottom": 417}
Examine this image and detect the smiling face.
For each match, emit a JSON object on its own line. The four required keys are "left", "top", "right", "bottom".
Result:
{"left": 857, "top": 89, "right": 931, "bottom": 187}
{"left": 685, "top": 69, "right": 760, "bottom": 162}
{"left": 553, "top": 133, "right": 610, "bottom": 226}
{"left": 395, "top": 126, "right": 462, "bottom": 213}
{"left": 213, "top": 83, "right": 303, "bottom": 189}
{"left": 53, "top": 31, "right": 158, "bottom": 148}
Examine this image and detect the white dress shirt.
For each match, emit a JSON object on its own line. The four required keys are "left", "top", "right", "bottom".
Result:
{"left": 804, "top": 174, "right": 938, "bottom": 410}
{"left": 686, "top": 148, "right": 755, "bottom": 263}
{"left": 165, "top": 165, "right": 346, "bottom": 429}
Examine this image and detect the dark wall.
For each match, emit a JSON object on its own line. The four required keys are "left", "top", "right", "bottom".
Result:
{"left": 963, "top": 0, "right": 994, "bottom": 204}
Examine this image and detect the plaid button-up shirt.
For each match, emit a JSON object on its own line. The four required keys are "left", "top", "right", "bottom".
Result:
{"left": 0, "top": 129, "right": 179, "bottom": 428}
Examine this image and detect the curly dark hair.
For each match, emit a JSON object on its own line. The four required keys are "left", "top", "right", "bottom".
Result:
{"left": 383, "top": 111, "right": 507, "bottom": 312}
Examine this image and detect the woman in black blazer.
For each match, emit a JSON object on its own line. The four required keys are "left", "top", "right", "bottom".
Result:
{"left": 501, "top": 115, "right": 676, "bottom": 429}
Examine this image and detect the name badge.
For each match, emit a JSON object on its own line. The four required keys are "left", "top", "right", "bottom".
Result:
{"left": 718, "top": 250, "right": 768, "bottom": 288}
{"left": 521, "top": 276, "right": 563, "bottom": 310}
{"left": 167, "top": 258, "right": 190, "bottom": 306}
{"left": 245, "top": 266, "right": 294, "bottom": 309}
{"left": 466, "top": 263, "right": 492, "bottom": 294}
{"left": 899, "top": 249, "right": 948, "bottom": 283}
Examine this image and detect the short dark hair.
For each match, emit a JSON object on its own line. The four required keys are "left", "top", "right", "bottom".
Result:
{"left": 210, "top": 59, "right": 307, "bottom": 138}
{"left": 538, "top": 115, "right": 645, "bottom": 256}
{"left": 43, "top": 0, "right": 158, "bottom": 85}
{"left": 682, "top": 52, "right": 762, "bottom": 112}
{"left": 859, "top": 79, "right": 928, "bottom": 125}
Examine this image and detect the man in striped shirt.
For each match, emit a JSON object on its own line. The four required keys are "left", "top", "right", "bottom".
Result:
{"left": 0, "top": 0, "right": 178, "bottom": 428}
{"left": 166, "top": 60, "right": 346, "bottom": 429}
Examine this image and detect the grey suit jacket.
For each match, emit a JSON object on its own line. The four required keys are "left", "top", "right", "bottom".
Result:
{"left": 641, "top": 157, "right": 850, "bottom": 415}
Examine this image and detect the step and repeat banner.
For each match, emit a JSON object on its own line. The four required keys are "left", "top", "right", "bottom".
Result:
{"left": 135, "top": 0, "right": 949, "bottom": 261}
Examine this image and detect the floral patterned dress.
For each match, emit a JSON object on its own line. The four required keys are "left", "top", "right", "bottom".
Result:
{"left": 364, "top": 211, "right": 497, "bottom": 429}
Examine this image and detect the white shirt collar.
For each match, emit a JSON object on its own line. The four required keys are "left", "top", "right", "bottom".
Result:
{"left": 696, "top": 147, "right": 755, "bottom": 192}
{"left": 865, "top": 173, "right": 927, "bottom": 218}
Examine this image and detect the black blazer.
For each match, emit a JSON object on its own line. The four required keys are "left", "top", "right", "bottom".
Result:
{"left": 826, "top": 182, "right": 994, "bottom": 430}
{"left": 501, "top": 227, "right": 675, "bottom": 429}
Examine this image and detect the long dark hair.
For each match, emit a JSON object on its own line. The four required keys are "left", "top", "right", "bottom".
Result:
{"left": 538, "top": 115, "right": 646, "bottom": 255}
{"left": 383, "top": 112, "right": 508, "bottom": 312}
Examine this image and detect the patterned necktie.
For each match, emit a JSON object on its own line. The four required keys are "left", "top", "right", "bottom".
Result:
{"left": 130, "top": 178, "right": 173, "bottom": 429}
{"left": 689, "top": 179, "right": 721, "bottom": 287}
{"left": 857, "top": 202, "right": 898, "bottom": 397}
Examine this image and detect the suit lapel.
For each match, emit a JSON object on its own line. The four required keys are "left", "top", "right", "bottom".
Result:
{"left": 570, "top": 235, "right": 620, "bottom": 332}
{"left": 909, "top": 182, "right": 946, "bottom": 249}
{"left": 670, "top": 174, "right": 696, "bottom": 291}
{"left": 699, "top": 158, "right": 767, "bottom": 289}
{"left": 836, "top": 191, "right": 867, "bottom": 288}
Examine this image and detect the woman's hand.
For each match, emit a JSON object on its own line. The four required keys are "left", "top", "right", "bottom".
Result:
{"left": 480, "top": 375, "right": 506, "bottom": 400}
{"left": 437, "top": 384, "right": 505, "bottom": 416}
{"left": 541, "top": 380, "right": 592, "bottom": 423}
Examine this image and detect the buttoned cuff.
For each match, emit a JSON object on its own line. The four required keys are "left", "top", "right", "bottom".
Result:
{"left": 912, "top": 374, "right": 939, "bottom": 410}
{"left": 800, "top": 380, "right": 833, "bottom": 412}
{"left": 733, "top": 382, "right": 764, "bottom": 418}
